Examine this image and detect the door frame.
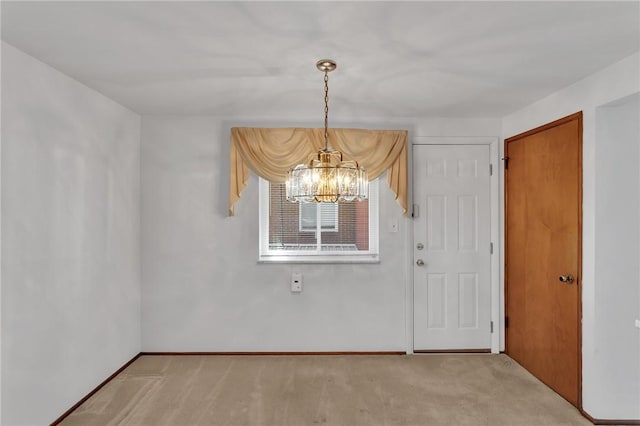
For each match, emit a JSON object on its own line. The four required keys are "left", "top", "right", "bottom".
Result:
{"left": 503, "top": 111, "right": 583, "bottom": 407}
{"left": 407, "top": 137, "right": 501, "bottom": 354}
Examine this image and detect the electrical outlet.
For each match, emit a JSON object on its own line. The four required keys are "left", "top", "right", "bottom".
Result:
{"left": 388, "top": 219, "right": 399, "bottom": 233}
{"left": 635, "top": 319, "right": 640, "bottom": 329}
{"left": 291, "top": 273, "right": 302, "bottom": 293}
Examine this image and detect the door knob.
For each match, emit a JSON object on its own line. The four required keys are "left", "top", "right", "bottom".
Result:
{"left": 558, "top": 274, "right": 574, "bottom": 284}
{"left": 416, "top": 259, "right": 425, "bottom": 266}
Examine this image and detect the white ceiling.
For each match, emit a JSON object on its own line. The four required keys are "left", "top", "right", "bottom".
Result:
{"left": 2, "top": 1, "right": 639, "bottom": 119}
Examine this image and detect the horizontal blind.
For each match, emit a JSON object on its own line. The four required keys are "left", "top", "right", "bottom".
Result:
{"left": 299, "top": 202, "right": 338, "bottom": 232}
{"left": 268, "top": 183, "right": 317, "bottom": 250}
{"left": 264, "top": 180, "right": 377, "bottom": 255}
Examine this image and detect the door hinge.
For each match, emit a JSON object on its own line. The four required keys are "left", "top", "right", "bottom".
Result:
{"left": 489, "top": 163, "right": 493, "bottom": 176}
{"left": 502, "top": 156, "right": 510, "bottom": 170}
{"left": 505, "top": 316, "right": 510, "bottom": 328}
{"left": 412, "top": 204, "right": 419, "bottom": 219}
{"left": 490, "top": 242, "right": 494, "bottom": 254}
{"left": 490, "top": 321, "right": 494, "bottom": 333}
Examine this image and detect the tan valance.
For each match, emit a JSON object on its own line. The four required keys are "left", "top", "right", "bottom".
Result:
{"left": 229, "top": 127, "right": 408, "bottom": 216}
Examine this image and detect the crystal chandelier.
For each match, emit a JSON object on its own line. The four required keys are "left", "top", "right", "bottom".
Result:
{"left": 286, "top": 59, "right": 368, "bottom": 203}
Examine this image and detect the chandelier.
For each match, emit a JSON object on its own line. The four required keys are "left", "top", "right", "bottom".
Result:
{"left": 286, "top": 59, "right": 368, "bottom": 203}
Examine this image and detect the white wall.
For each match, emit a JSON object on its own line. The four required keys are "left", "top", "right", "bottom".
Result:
{"left": 1, "top": 43, "right": 141, "bottom": 425}
{"left": 594, "top": 94, "right": 640, "bottom": 418}
{"left": 0, "top": 37, "right": 4, "bottom": 426}
{"left": 140, "top": 116, "right": 500, "bottom": 352}
{"left": 502, "top": 52, "right": 640, "bottom": 419}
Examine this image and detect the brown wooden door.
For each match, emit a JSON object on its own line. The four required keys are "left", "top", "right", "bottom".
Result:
{"left": 505, "top": 112, "right": 582, "bottom": 407}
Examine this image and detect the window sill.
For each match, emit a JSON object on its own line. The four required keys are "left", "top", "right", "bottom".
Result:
{"left": 258, "top": 254, "right": 380, "bottom": 264}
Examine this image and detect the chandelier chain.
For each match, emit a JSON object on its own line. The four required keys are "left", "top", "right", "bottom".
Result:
{"left": 323, "top": 72, "right": 329, "bottom": 151}
{"left": 285, "top": 59, "right": 368, "bottom": 204}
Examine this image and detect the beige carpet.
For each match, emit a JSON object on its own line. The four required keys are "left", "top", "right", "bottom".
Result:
{"left": 61, "top": 354, "right": 590, "bottom": 426}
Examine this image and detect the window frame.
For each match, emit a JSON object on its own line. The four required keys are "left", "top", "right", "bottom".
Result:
{"left": 258, "top": 178, "right": 380, "bottom": 263}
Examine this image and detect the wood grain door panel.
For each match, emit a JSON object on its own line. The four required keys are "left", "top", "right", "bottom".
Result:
{"left": 505, "top": 112, "right": 582, "bottom": 407}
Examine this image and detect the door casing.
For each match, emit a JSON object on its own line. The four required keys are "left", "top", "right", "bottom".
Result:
{"left": 407, "top": 137, "right": 500, "bottom": 354}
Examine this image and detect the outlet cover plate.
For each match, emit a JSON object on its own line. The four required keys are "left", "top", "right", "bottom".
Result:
{"left": 291, "top": 273, "right": 302, "bottom": 293}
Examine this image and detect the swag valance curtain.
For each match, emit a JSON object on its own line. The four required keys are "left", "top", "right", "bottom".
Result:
{"left": 229, "top": 127, "right": 408, "bottom": 216}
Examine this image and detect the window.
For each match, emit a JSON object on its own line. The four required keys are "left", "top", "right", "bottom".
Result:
{"left": 259, "top": 178, "right": 379, "bottom": 263}
{"left": 299, "top": 202, "right": 338, "bottom": 232}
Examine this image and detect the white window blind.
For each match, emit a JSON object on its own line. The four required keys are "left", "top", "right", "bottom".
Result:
{"left": 258, "top": 178, "right": 379, "bottom": 263}
{"left": 299, "top": 202, "right": 338, "bottom": 232}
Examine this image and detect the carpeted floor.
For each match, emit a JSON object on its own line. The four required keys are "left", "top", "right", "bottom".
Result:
{"left": 61, "top": 354, "right": 590, "bottom": 426}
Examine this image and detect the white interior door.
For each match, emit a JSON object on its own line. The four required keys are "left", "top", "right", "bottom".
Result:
{"left": 413, "top": 145, "right": 492, "bottom": 350}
